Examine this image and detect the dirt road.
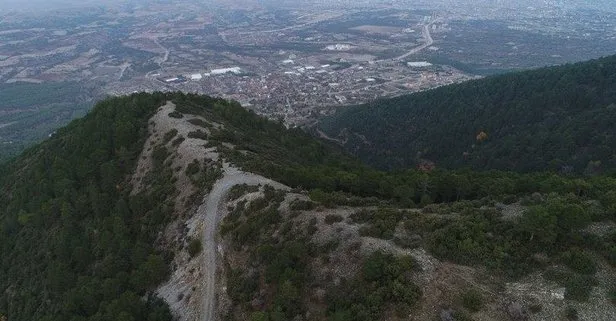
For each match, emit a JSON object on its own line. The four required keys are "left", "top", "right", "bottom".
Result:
{"left": 200, "top": 167, "right": 289, "bottom": 321}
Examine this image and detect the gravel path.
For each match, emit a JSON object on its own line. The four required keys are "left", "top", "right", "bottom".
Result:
{"left": 201, "top": 166, "right": 289, "bottom": 321}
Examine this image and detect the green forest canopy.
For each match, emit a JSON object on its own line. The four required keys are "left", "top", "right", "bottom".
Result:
{"left": 318, "top": 55, "right": 616, "bottom": 173}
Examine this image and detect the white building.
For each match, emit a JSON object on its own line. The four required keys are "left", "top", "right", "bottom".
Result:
{"left": 407, "top": 61, "right": 433, "bottom": 67}
{"left": 210, "top": 67, "right": 241, "bottom": 75}
{"left": 325, "top": 44, "right": 352, "bottom": 51}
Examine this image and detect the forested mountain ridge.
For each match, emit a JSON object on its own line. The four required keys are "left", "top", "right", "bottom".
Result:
{"left": 0, "top": 93, "right": 174, "bottom": 321}
{"left": 1, "top": 92, "right": 615, "bottom": 321}
{"left": 317, "top": 55, "right": 616, "bottom": 173}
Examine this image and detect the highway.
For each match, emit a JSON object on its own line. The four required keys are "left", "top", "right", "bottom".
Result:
{"left": 375, "top": 20, "right": 437, "bottom": 63}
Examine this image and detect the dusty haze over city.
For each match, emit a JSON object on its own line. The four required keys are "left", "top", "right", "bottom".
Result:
{"left": 1, "top": 0, "right": 615, "bottom": 156}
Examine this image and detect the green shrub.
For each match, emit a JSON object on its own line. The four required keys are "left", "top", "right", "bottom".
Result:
{"left": 355, "top": 208, "right": 404, "bottom": 240}
{"left": 419, "top": 194, "right": 433, "bottom": 207}
{"left": 543, "top": 268, "right": 571, "bottom": 284}
{"left": 163, "top": 129, "right": 178, "bottom": 144}
{"left": 185, "top": 159, "right": 201, "bottom": 176}
{"left": 565, "top": 306, "right": 578, "bottom": 320}
{"left": 290, "top": 199, "right": 317, "bottom": 211}
{"left": 561, "top": 250, "right": 597, "bottom": 275}
{"left": 603, "top": 238, "right": 616, "bottom": 266}
{"left": 227, "top": 268, "right": 258, "bottom": 303}
{"left": 188, "top": 130, "right": 208, "bottom": 140}
{"left": 324, "top": 214, "right": 344, "bottom": 224}
{"left": 326, "top": 252, "right": 420, "bottom": 321}
{"left": 168, "top": 111, "right": 183, "bottom": 118}
{"left": 187, "top": 238, "right": 203, "bottom": 257}
{"left": 461, "top": 289, "right": 483, "bottom": 312}
{"left": 188, "top": 118, "right": 211, "bottom": 128}
{"left": 501, "top": 194, "right": 518, "bottom": 205}
{"left": 308, "top": 217, "right": 319, "bottom": 235}
{"left": 171, "top": 135, "right": 185, "bottom": 146}
{"left": 319, "top": 240, "right": 340, "bottom": 253}
{"left": 564, "top": 274, "right": 596, "bottom": 301}
{"left": 228, "top": 184, "right": 259, "bottom": 201}
{"left": 152, "top": 145, "right": 170, "bottom": 166}
{"left": 349, "top": 209, "right": 373, "bottom": 223}
{"left": 544, "top": 267, "right": 595, "bottom": 302}
{"left": 250, "top": 311, "right": 269, "bottom": 321}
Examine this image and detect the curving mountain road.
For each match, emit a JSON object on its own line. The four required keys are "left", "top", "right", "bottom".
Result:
{"left": 200, "top": 168, "right": 289, "bottom": 321}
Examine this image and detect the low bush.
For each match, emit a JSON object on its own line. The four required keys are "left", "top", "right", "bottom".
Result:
{"left": 326, "top": 252, "right": 421, "bottom": 321}
{"left": 565, "top": 306, "right": 578, "bottom": 320}
{"left": 152, "top": 145, "right": 170, "bottom": 166}
{"left": 349, "top": 209, "right": 373, "bottom": 223}
{"left": 163, "top": 129, "right": 178, "bottom": 144}
{"left": 324, "top": 214, "right": 344, "bottom": 224}
{"left": 188, "top": 118, "right": 210, "bottom": 128}
{"left": 188, "top": 130, "right": 208, "bottom": 140}
{"left": 171, "top": 136, "right": 185, "bottom": 146}
{"left": 187, "top": 238, "right": 203, "bottom": 257}
{"left": 561, "top": 249, "right": 597, "bottom": 275}
{"left": 290, "top": 199, "right": 317, "bottom": 211}
{"left": 564, "top": 275, "right": 596, "bottom": 302}
{"left": 228, "top": 184, "right": 259, "bottom": 201}
{"left": 185, "top": 159, "right": 201, "bottom": 176}
{"left": 461, "top": 289, "right": 483, "bottom": 312}
{"left": 168, "top": 111, "right": 183, "bottom": 118}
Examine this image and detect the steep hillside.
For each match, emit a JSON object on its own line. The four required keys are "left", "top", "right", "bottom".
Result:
{"left": 318, "top": 55, "right": 616, "bottom": 173}
{"left": 0, "top": 93, "right": 174, "bottom": 321}
{"left": 1, "top": 92, "right": 616, "bottom": 321}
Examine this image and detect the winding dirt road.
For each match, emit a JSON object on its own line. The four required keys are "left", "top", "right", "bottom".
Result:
{"left": 200, "top": 167, "right": 289, "bottom": 321}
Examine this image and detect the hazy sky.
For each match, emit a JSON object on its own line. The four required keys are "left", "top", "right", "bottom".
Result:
{"left": 0, "top": 0, "right": 125, "bottom": 11}
{"left": 1, "top": 0, "right": 614, "bottom": 13}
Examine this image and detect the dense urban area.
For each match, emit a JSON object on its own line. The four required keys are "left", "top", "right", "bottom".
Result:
{"left": 1, "top": 0, "right": 615, "bottom": 129}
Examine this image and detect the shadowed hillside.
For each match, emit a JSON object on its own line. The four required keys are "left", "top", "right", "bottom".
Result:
{"left": 318, "top": 55, "right": 616, "bottom": 173}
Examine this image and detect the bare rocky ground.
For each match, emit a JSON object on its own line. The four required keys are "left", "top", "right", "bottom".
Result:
{"left": 132, "top": 102, "right": 222, "bottom": 321}
{"left": 136, "top": 102, "right": 289, "bottom": 321}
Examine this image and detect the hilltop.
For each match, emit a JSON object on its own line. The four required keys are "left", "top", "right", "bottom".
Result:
{"left": 1, "top": 93, "right": 615, "bottom": 321}
{"left": 318, "top": 55, "right": 616, "bottom": 173}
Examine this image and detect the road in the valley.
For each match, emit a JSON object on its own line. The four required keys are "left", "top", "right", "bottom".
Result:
{"left": 376, "top": 20, "right": 437, "bottom": 63}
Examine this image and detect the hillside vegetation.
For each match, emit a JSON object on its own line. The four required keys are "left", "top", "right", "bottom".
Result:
{"left": 318, "top": 55, "right": 616, "bottom": 173}
{"left": 1, "top": 92, "right": 615, "bottom": 321}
